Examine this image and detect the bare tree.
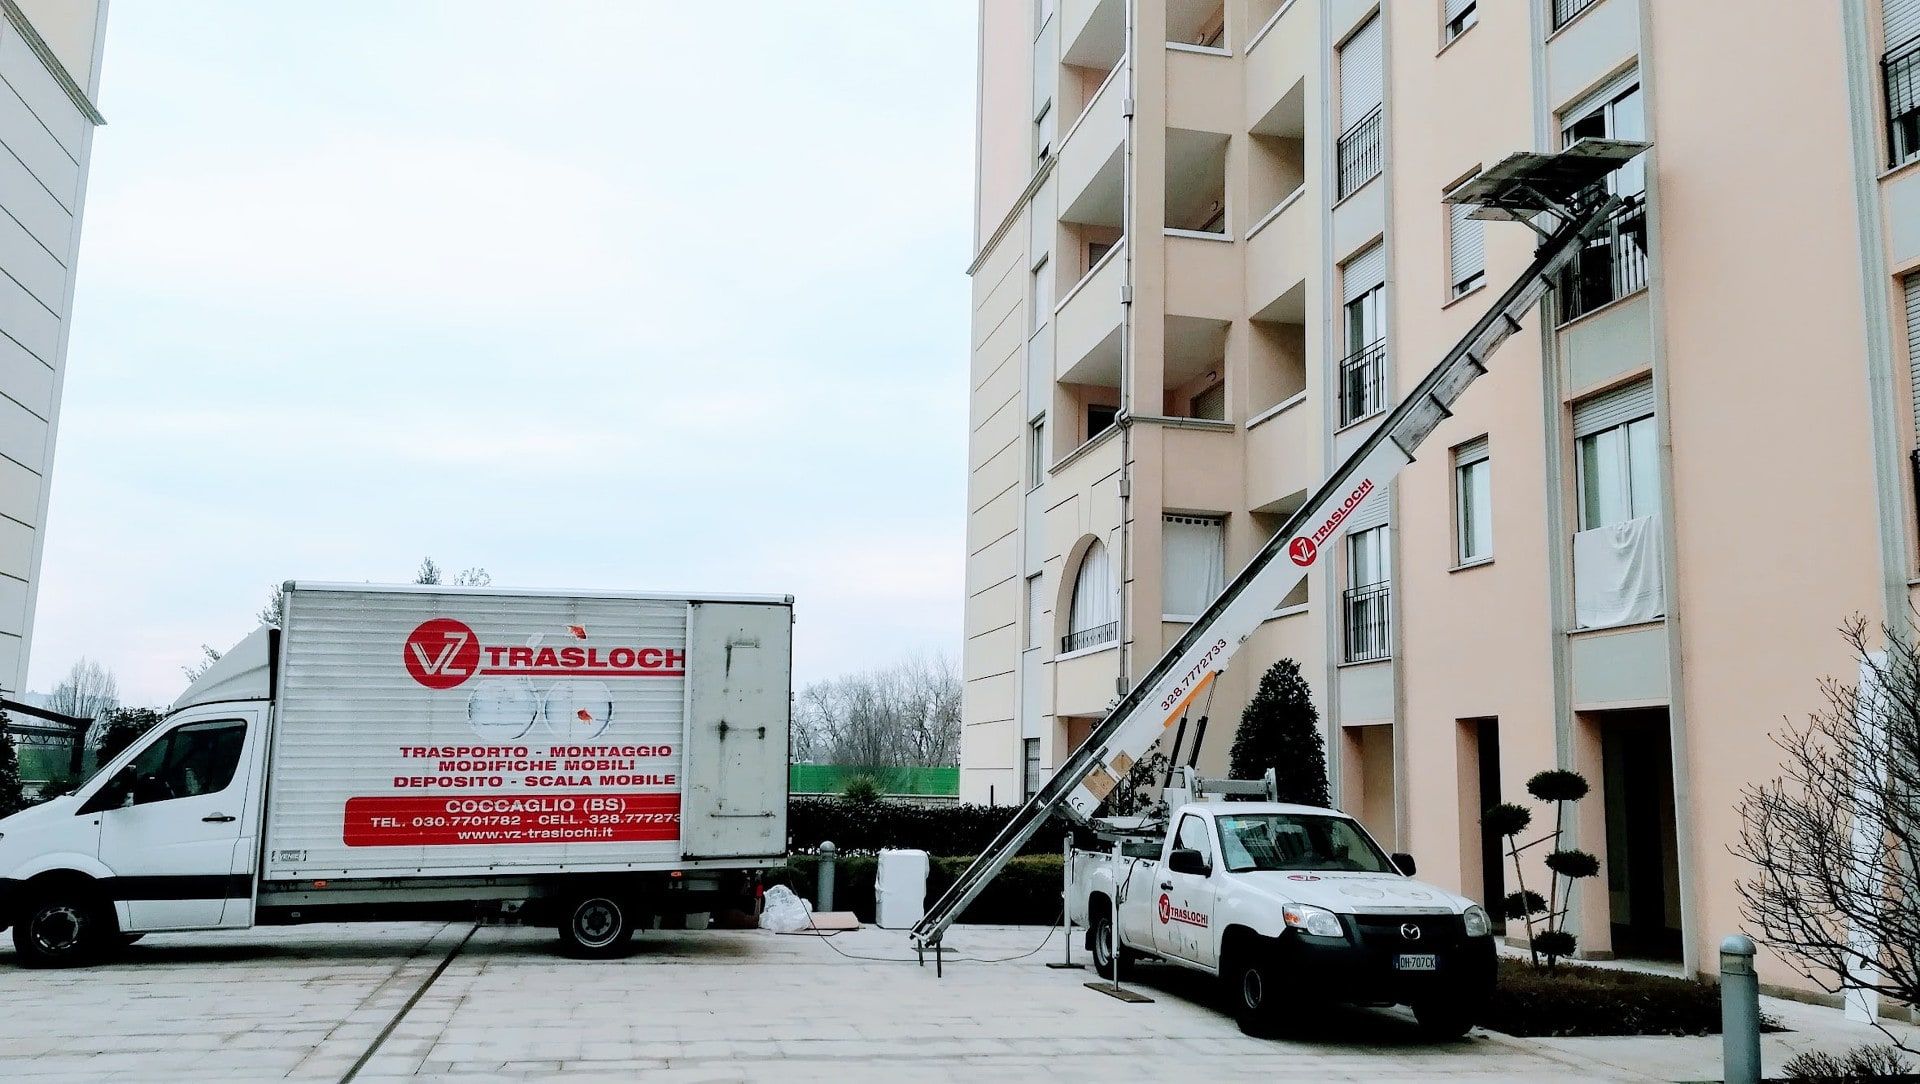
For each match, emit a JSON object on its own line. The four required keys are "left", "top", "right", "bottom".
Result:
{"left": 182, "top": 645, "right": 223, "bottom": 682}
{"left": 45, "top": 659, "right": 119, "bottom": 721}
{"left": 791, "top": 655, "right": 961, "bottom": 768}
{"left": 1734, "top": 615, "right": 1919, "bottom": 1051}
{"left": 415, "top": 558, "right": 490, "bottom": 587}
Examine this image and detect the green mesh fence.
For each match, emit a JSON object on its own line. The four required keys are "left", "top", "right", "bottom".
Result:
{"left": 789, "top": 764, "right": 958, "bottom": 797}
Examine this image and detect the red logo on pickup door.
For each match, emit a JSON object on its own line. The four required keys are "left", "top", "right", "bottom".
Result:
{"left": 1157, "top": 893, "right": 1209, "bottom": 927}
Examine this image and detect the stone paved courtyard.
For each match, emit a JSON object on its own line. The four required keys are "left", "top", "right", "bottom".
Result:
{"left": 0, "top": 921, "right": 1911, "bottom": 1081}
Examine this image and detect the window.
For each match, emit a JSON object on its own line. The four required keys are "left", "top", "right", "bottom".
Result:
{"left": 1087, "top": 403, "right": 1118, "bottom": 441}
{"left": 1455, "top": 438, "right": 1492, "bottom": 564}
{"left": 1026, "top": 573, "right": 1046, "bottom": 650}
{"left": 1031, "top": 256, "right": 1053, "bottom": 334}
{"left": 1028, "top": 416, "right": 1047, "bottom": 489}
{"left": 1336, "top": 15, "right": 1384, "bottom": 199}
{"left": 1444, "top": 0, "right": 1478, "bottom": 42}
{"left": 1174, "top": 814, "right": 1214, "bottom": 871}
{"left": 1088, "top": 239, "right": 1114, "bottom": 268}
{"left": 1035, "top": 101, "right": 1055, "bottom": 166}
{"left": 1064, "top": 539, "right": 1117, "bottom": 652}
{"left": 1904, "top": 274, "right": 1920, "bottom": 538}
{"left": 1344, "top": 526, "right": 1391, "bottom": 663}
{"left": 1162, "top": 514, "right": 1224, "bottom": 618}
{"left": 1557, "top": 79, "right": 1647, "bottom": 322}
{"left": 1218, "top": 813, "right": 1395, "bottom": 873}
{"left": 1023, "top": 738, "right": 1042, "bottom": 798}
{"left": 1446, "top": 177, "right": 1486, "bottom": 296}
{"left": 119, "top": 720, "right": 247, "bottom": 806}
{"left": 1578, "top": 414, "right": 1659, "bottom": 529}
{"left": 1190, "top": 382, "right": 1225, "bottom": 421}
{"left": 1562, "top": 79, "right": 1644, "bottom": 198}
{"left": 1340, "top": 249, "right": 1387, "bottom": 426}
{"left": 1551, "top": 0, "right": 1597, "bottom": 30}
{"left": 1884, "top": 0, "right": 1920, "bottom": 166}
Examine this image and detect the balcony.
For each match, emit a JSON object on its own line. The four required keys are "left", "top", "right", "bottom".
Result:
{"left": 1886, "top": 32, "right": 1920, "bottom": 168}
{"left": 1343, "top": 582, "right": 1392, "bottom": 663}
{"left": 1055, "top": 238, "right": 1124, "bottom": 386}
{"left": 1338, "top": 338, "right": 1386, "bottom": 427}
{"left": 1246, "top": 1, "right": 1310, "bottom": 132}
{"left": 1061, "top": 622, "right": 1117, "bottom": 654}
{"left": 1551, "top": 0, "right": 1598, "bottom": 31}
{"left": 1246, "top": 389, "right": 1313, "bottom": 513}
{"left": 1336, "top": 106, "right": 1382, "bottom": 200}
{"left": 1247, "top": 187, "right": 1309, "bottom": 319}
{"left": 1058, "top": 62, "right": 1126, "bottom": 230}
{"left": 1556, "top": 202, "right": 1647, "bottom": 325}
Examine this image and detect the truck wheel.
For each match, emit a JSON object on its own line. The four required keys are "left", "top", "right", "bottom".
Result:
{"left": 557, "top": 894, "right": 634, "bottom": 959}
{"left": 1411, "top": 996, "right": 1478, "bottom": 1040}
{"left": 1227, "top": 948, "right": 1286, "bottom": 1037}
{"left": 12, "top": 888, "right": 113, "bottom": 969}
{"left": 1090, "top": 903, "right": 1137, "bottom": 980}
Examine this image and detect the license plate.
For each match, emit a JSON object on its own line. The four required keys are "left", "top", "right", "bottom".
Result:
{"left": 1395, "top": 954, "right": 1437, "bottom": 971}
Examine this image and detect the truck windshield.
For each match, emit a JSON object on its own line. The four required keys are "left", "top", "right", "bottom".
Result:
{"left": 1215, "top": 813, "right": 1396, "bottom": 874}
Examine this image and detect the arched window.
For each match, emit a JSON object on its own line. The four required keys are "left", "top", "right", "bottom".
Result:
{"left": 1064, "top": 539, "right": 1117, "bottom": 653}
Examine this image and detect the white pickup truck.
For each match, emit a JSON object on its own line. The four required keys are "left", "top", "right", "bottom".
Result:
{"left": 1067, "top": 789, "right": 1496, "bottom": 1037}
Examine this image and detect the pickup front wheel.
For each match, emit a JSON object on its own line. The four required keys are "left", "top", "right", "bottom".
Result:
{"left": 1226, "top": 946, "right": 1289, "bottom": 1036}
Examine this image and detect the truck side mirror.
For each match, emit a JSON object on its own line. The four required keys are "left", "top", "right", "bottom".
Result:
{"left": 76, "top": 770, "right": 134, "bottom": 816}
{"left": 1169, "top": 848, "right": 1210, "bottom": 877}
{"left": 1391, "top": 852, "right": 1417, "bottom": 877}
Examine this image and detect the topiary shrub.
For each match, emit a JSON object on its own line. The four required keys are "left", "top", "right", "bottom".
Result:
{"left": 1227, "top": 658, "right": 1330, "bottom": 806}
{"left": 1481, "top": 958, "right": 1776, "bottom": 1037}
{"left": 1488, "top": 767, "right": 1599, "bottom": 970}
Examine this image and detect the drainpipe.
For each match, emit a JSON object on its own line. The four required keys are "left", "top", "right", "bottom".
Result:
{"left": 1115, "top": 0, "right": 1138, "bottom": 699}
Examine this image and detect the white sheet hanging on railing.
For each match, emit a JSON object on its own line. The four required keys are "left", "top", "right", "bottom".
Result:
{"left": 1572, "top": 514, "right": 1664, "bottom": 629}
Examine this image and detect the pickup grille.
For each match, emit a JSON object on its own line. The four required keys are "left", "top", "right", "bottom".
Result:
{"left": 1350, "top": 914, "right": 1465, "bottom": 950}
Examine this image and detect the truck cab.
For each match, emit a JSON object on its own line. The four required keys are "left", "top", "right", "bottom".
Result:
{"left": 0, "top": 631, "right": 279, "bottom": 964}
{"left": 1069, "top": 793, "right": 1496, "bottom": 1038}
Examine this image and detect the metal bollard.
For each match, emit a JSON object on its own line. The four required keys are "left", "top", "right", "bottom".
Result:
{"left": 1721, "top": 934, "right": 1761, "bottom": 1084}
{"left": 816, "top": 841, "right": 837, "bottom": 912}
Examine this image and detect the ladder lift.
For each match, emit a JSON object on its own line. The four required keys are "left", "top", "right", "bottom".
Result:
{"left": 910, "top": 141, "right": 1649, "bottom": 961}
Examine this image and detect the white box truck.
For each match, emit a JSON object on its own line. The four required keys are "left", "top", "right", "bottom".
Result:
{"left": 0, "top": 583, "right": 794, "bottom": 967}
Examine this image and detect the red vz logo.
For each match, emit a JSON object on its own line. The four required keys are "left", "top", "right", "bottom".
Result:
{"left": 404, "top": 619, "right": 480, "bottom": 690}
{"left": 1287, "top": 537, "right": 1318, "bottom": 567}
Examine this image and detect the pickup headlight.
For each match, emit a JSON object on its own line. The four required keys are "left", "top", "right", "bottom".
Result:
{"left": 1462, "top": 905, "right": 1493, "bottom": 938}
{"left": 1282, "top": 903, "right": 1345, "bottom": 938}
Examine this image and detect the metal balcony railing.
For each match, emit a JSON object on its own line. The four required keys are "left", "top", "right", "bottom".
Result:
{"left": 1886, "top": 33, "right": 1920, "bottom": 167}
{"left": 1336, "top": 106, "right": 1382, "bottom": 200}
{"left": 1061, "top": 621, "right": 1117, "bottom": 654}
{"left": 1551, "top": 0, "right": 1597, "bottom": 30}
{"left": 1555, "top": 202, "right": 1648, "bottom": 324}
{"left": 1338, "top": 338, "right": 1387, "bottom": 427}
{"left": 1343, "top": 582, "right": 1392, "bottom": 663}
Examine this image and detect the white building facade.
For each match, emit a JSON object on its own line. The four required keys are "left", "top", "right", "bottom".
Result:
{"left": 0, "top": 0, "right": 107, "bottom": 696}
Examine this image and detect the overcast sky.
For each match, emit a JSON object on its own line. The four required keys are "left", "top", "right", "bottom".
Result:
{"left": 26, "top": 2, "right": 976, "bottom": 706}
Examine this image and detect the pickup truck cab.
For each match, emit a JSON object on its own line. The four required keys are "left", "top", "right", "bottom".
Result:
{"left": 1068, "top": 800, "right": 1495, "bottom": 1037}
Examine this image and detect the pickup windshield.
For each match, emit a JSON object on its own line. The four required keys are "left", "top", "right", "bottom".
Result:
{"left": 1216, "top": 813, "right": 1396, "bottom": 874}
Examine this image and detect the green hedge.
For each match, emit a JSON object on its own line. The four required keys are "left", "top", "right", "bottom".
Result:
{"left": 789, "top": 765, "right": 958, "bottom": 797}
{"left": 787, "top": 796, "right": 1070, "bottom": 858}
{"left": 1482, "top": 958, "right": 1773, "bottom": 1037}
{"left": 765, "top": 854, "right": 1063, "bottom": 925}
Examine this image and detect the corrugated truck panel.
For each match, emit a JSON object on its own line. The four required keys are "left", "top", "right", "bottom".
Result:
{"left": 264, "top": 586, "right": 786, "bottom": 880}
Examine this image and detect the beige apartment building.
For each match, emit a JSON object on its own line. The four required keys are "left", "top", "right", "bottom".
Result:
{"left": 0, "top": 0, "right": 107, "bottom": 697}
{"left": 962, "top": 0, "right": 1920, "bottom": 990}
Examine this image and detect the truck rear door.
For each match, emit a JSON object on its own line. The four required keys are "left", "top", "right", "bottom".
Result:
{"left": 679, "top": 602, "right": 791, "bottom": 860}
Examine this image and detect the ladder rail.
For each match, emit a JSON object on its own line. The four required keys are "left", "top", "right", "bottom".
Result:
{"left": 910, "top": 190, "right": 1627, "bottom": 951}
